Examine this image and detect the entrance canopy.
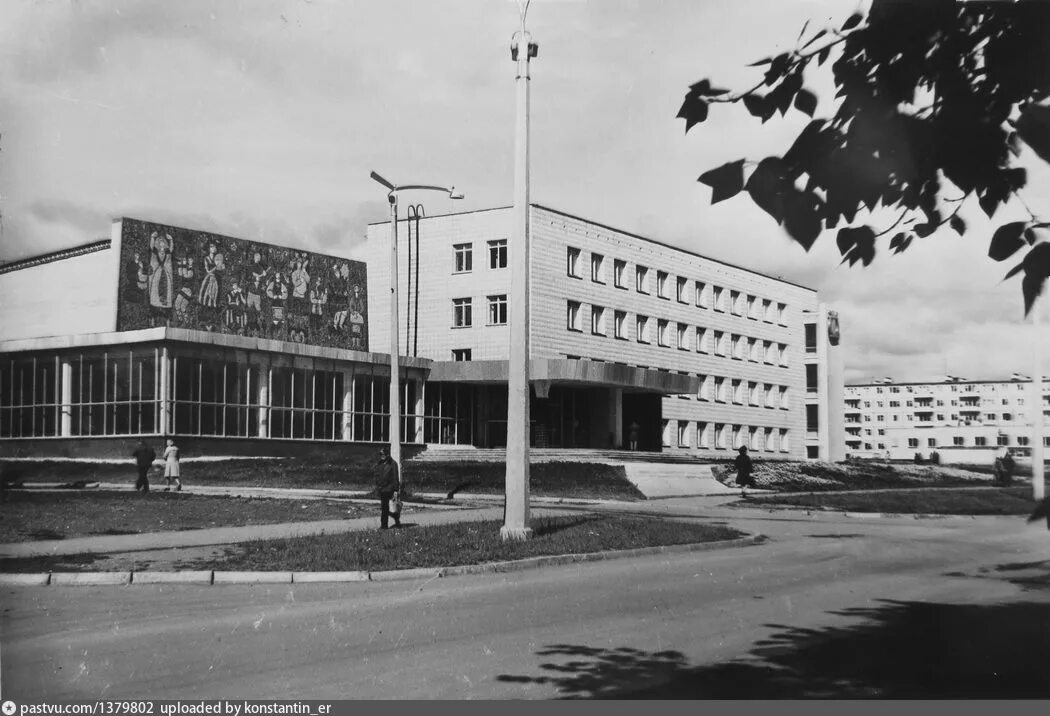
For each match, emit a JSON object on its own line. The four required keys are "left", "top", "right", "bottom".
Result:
{"left": 427, "top": 358, "right": 699, "bottom": 395}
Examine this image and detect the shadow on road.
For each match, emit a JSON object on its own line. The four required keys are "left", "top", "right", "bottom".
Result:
{"left": 498, "top": 599, "right": 1050, "bottom": 698}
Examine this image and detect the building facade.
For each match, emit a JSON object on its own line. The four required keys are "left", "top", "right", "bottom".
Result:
{"left": 844, "top": 375, "right": 1049, "bottom": 463}
{"left": 354, "top": 205, "right": 844, "bottom": 460}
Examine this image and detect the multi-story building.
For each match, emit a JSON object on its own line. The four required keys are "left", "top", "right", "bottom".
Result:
{"left": 844, "top": 375, "right": 1049, "bottom": 462}
{"left": 0, "top": 206, "right": 844, "bottom": 461}
{"left": 354, "top": 204, "right": 844, "bottom": 460}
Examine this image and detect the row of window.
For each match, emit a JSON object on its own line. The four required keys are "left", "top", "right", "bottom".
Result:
{"left": 453, "top": 240, "right": 507, "bottom": 273}
{"left": 565, "top": 301, "right": 790, "bottom": 364}
{"left": 850, "top": 412, "right": 1021, "bottom": 423}
{"left": 565, "top": 246, "right": 789, "bottom": 323}
{"left": 854, "top": 383, "right": 1031, "bottom": 395}
{"left": 850, "top": 435, "right": 1045, "bottom": 450}
{"left": 661, "top": 419, "right": 791, "bottom": 452}
{"left": 452, "top": 295, "right": 507, "bottom": 328}
{"left": 848, "top": 397, "right": 1028, "bottom": 409}
{"left": 694, "top": 375, "right": 790, "bottom": 409}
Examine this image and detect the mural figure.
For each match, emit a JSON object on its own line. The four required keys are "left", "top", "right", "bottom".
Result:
{"left": 225, "top": 282, "right": 247, "bottom": 331}
{"left": 148, "top": 232, "right": 174, "bottom": 310}
{"left": 348, "top": 284, "right": 365, "bottom": 350}
{"left": 199, "top": 242, "right": 224, "bottom": 308}
{"left": 290, "top": 255, "right": 310, "bottom": 313}
{"left": 176, "top": 256, "right": 195, "bottom": 281}
{"left": 173, "top": 287, "right": 194, "bottom": 323}
{"left": 331, "top": 263, "right": 350, "bottom": 331}
{"left": 309, "top": 277, "right": 328, "bottom": 330}
{"left": 133, "top": 253, "right": 148, "bottom": 292}
{"left": 266, "top": 270, "right": 289, "bottom": 328}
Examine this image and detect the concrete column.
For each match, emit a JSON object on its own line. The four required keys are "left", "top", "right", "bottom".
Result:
{"left": 609, "top": 388, "right": 623, "bottom": 449}
{"left": 257, "top": 365, "right": 270, "bottom": 438}
{"left": 158, "top": 347, "right": 171, "bottom": 435}
{"left": 342, "top": 370, "right": 354, "bottom": 441}
{"left": 414, "top": 379, "right": 425, "bottom": 444}
{"left": 60, "top": 359, "right": 73, "bottom": 437}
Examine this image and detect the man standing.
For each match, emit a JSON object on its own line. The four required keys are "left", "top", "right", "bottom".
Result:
{"left": 374, "top": 447, "right": 401, "bottom": 529}
{"left": 735, "top": 445, "right": 755, "bottom": 498}
{"left": 132, "top": 441, "right": 156, "bottom": 494}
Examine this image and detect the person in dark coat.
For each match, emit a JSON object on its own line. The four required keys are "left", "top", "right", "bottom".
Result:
{"left": 374, "top": 447, "right": 401, "bottom": 529}
{"left": 734, "top": 445, "right": 755, "bottom": 497}
{"left": 132, "top": 441, "right": 156, "bottom": 494}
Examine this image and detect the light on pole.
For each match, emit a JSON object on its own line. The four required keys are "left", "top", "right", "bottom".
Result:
{"left": 369, "top": 171, "right": 463, "bottom": 473}
{"left": 503, "top": 0, "right": 538, "bottom": 542}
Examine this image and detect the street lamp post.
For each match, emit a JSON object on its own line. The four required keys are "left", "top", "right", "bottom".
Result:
{"left": 503, "top": 0, "right": 538, "bottom": 542}
{"left": 369, "top": 171, "right": 463, "bottom": 472}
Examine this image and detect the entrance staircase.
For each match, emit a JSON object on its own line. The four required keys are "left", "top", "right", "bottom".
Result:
{"left": 409, "top": 446, "right": 740, "bottom": 498}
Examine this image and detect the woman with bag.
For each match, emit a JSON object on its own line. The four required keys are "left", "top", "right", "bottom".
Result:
{"left": 163, "top": 438, "right": 182, "bottom": 492}
{"left": 374, "top": 447, "right": 401, "bottom": 529}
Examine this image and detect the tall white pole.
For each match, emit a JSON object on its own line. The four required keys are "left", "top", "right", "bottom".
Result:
{"left": 502, "top": 6, "right": 536, "bottom": 541}
{"left": 1033, "top": 300, "right": 1045, "bottom": 500}
{"left": 388, "top": 194, "right": 401, "bottom": 468}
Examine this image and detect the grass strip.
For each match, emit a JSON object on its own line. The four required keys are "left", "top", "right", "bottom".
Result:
{"left": 749, "top": 487, "right": 1036, "bottom": 515}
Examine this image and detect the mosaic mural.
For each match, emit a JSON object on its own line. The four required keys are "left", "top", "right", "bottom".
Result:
{"left": 116, "top": 218, "right": 369, "bottom": 351}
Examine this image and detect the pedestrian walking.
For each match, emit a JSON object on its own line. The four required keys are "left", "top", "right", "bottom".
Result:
{"left": 131, "top": 441, "right": 156, "bottom": 494}
{"left": 735, "top": 445, "right": 755, "bottom": 497}
{"left": 374, "top": 447, "right": 401, "bottom": 529}
{"left": 163, "top": 438, "right": 182, "bottom": 491}
{"left": 628, "top": 421, "right": 640, "bottom": 451}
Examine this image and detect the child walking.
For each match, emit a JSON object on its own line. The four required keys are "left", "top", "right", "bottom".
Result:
{"left": 163, "top": 438, "right": 182, "bottom": 492}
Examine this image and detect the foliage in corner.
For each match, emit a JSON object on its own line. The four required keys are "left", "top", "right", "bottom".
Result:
{"left": 679, "top": 0, "right": 1050, "bottom": 313}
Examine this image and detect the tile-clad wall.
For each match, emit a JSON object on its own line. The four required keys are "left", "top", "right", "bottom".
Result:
{"left": 529, "top": 206, "right": 815, "bottom": 458}
{"left": 0, "top": 248, "right": 119, "bottom": 341}
{"left": 354, "top": 208, "right": 512, "bottom": 362}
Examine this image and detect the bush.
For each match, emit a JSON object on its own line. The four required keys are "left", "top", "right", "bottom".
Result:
{"left": 914, "top": 452, "right": 925, "bottom": 464}
{"left": 929, "top": 451, "right": 941, "bottom": 465}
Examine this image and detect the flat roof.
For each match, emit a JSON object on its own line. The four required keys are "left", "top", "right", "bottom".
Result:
{"left": 369, "top": 203, "right": 816, "bottom": 293}
{"left": 427, "top": 358, "right": 700, "bottom": 395}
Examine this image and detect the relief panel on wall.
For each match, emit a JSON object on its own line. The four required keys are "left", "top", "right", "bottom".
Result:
{"left": 116, "top": 218, "right": 368, "bottom": 351}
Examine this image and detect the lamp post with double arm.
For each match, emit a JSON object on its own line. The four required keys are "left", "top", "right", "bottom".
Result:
{"left": 369, "top": 171, "right": 463, "bottom": 471}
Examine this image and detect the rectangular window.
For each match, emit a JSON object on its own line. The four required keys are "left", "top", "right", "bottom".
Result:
{"left": 636, "top": 265, "right": 649, "bottom": 293}
{"left": 748, "top": 381, "right": 758, "bottom": 405}
{"left": 953, "top": 436, "right": 965, "bottom": 446}
{"left": 713, "top": 286, "right": 724, "bottom": 311}
{"left": 676, "top": 276, "right": 688, "bottom": 303}
{"left": 716, "top": 423, "right": 727, "bottom": 449}
{"left": 591, "top": 305, "right": 606, "bottom": 335}
{"left": 765, "top": 383, "right": 775, "bottom": 408}
{"left": 732, "top": 379, "right": 743, "bottom": 404}
{"left": 696, "top": 327, "right": 709, "bottom": 353}
{"left": 636, "top": 315, "right": 650, "bottom": 343}
{"left": 567, "top": 300, "right": 582, "bottom": 332}
{"left": 452, "top": 349, "right": 472, "bottom": 362}
{"left": 678, "top": 421, "right": 690, "bottom": 448}
{"left": 487, "top": 294, "right": 508, "bottom": 325}
{"left": 698, "top": 421, "right": 711, "bottom": 448}
{"left": 778, "top": 343, "right": 788, "bottom": 366}
{"left": 777, "top": 302, "right": 787, "bottom": 324}
{"left": 715, "top": 377, "right": 726, "bottom": 403}
{"left": 730, "top": 290, "right": 741, "bottom": 315}
{"left": 748, "top": 338, "right": 759, "bottom": 362}
{"left": 696, "top": 281, "right": 709, "bottom": 307}
{"left": 657, "top": 271, "right": 669, "bottom": 299}
{"left": 657, "top": 319, "right": 670, "bottom": 347}
{"left": 975, "top": 436, "right": 987, "bottom": 447}
{"left": 746, "top": 295, "right": 756, "bottom": 319}
{"left": 762, "top": 298, "right": 772, "bottom": 322}
{"left": 567, "top": 247, "right": 582, "bottom": 278}
{"left": 453, "top": 243, "right": 473, "bottom": 273}
{"left": 677, "top": 322, "right": 689, "bottom": 350}
{"left": 591, "top": 253, "right": 605, "bottom": 282}
{"left": 731, "top": 334, "right": 743, "bottom": 360}
{"left": 698, "top": 374, "right": 711, "bottom": 401}
{"left": 614, "top": 259, "right": 627, "bottom": 288}
{"left": 780, "top": 428, "right": 790, "bottom": 452}
{"left": 487, "top": 239, "right": 508, "bottom": 269}
{"left": 452, "top": 297, "right": 473, "bottom": 328}
{"left": 614, "top": 310, "right": 627, "bottom": 339}
{"left": 779, "top": 386, "right": 789, "bottom": 409}
{"left": 662, "top": 420, "right": 671, "bottom": 447}
{"left": 714, "top": 331, "right": 726, "bottom": 356}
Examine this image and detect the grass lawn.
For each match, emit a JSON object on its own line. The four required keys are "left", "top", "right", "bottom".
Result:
{"left": 748, "top": 486, "right": 1037, "bottom": 515}
{"left": 0, "top": 491, "right": 377, "bottom": 542}
{"left": 0, "top": 458, "right": 643, "bottom": 500}
{"left": 0, "top": 514, "right": 745, "bottom": 573}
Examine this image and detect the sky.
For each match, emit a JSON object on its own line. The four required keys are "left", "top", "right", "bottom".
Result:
{"left": 1, "top": 0, "right": 1048, "bottom": 384}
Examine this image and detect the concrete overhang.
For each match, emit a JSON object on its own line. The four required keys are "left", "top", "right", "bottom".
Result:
{"left": 0, "top": 328, "right": 431, "bottom": 370}
{"left": 427, "top": 358, "right": 699, "bottom": 395}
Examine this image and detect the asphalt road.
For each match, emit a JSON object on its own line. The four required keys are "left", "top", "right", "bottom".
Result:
{"left": 4, "top": 503, "right": 1050, "bottom": 699}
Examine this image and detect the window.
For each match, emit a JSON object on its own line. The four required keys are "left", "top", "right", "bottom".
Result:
{"left": 908, "top": 438, "right": 919, "bottom": 448}
{"left": 678, "top": 422, "right": 690, "bottom": 447}
{"left": 696, "top": 281, "right": 709, "bottom": 307}
{"left": 657, "top": 271, "right": 669, "bottom": 299}
{"left": 778, "top": 343, "right": 788, "bottom": 366}
{"left": 748, "top": 338, "right": 759, "bottom": 362}
{"left": 676, "top": 276, "right": 688, "bottom": 303}
{"left": 714, "top": 331, "right": 726, "bottom": 356}
{"left": 731, "top": 334, "right": 743, "bottom": 359}
{"left": 928, "top": 438, "right": 938, "bottom": 447}
{"left": 997, "top": 435, "right": 1009, "bottom": 446}
{"left": 698, "top": 374, "right": 712, "bottom": 401}
{"left": 730, "top": 290, "right": 741, "bottom": 315}
{"left": 780, "top": 428, "right": 789, "bottom": 452}
{"left": 567, "top": 300, "right": 582, "bottom": 332}
{"left": 765, "top": 427, "right": 775, "bottom": 451}
{"left": 453, "top": 243, "right": 473, "bottom": 273}
{"left": 975, "top": 436, "right": 988, "bottom": 447}
{"left": 487, "top": 295, "right": 508, "bottom": 325}
{"left": 452, "top": 298, "right": 473, "bottom": 328}
{"left": 716, "top": 423, "right": 727, "bottom": 449}
{"left": 591, "top": 305, "right": 606, "bottom": 335}
{"left": 713, "top": 286, "right": 724, "bottom": 311}
{"left": 732, "top": 379, "right": 743, "bottom": 404}
{"left": 488, "top": 239, "right": 507, "bottom": 269}
{"left": 698, "top": 422, "right": 711, "bottom": 448}
{"left": 614, "top": 259, "right": 627, "bottom": 288}
{"left": 636, "top": 315, "right": 650, "bottom": 343}
{"left": 677, "top": 323, "right": 689, "bottom": 350}
{"left": 763, "top": 340, "right": 774, "bottom": 364}
{"left": 714, "top": 377, "right": 726, "bottom": 403}
{"left": 657, "top": 319, "right": 670, "bottom": 347}
{"left": 746, "top": 295, "right": 756, "bottom": 319}
{"left": 452, "top": 349, "right": 472, "bottom": 362}
{"left": 765, "top": 383, "right": 775, "bottom": 408}
{"left": 566, "top": 247, "right": 582, "bottom": 277}
{"left": 662, "top": 420, "right": 671, "bottom": 448}
{"left": 776, "top": 302, "right": 787, "bottom": 324}
{"left": 696, "top": 327, "right": 709, "bottom": 353}
{"left": 591, "top": 253, "right": 605, "bottom": 282}
{"left": 636, "top": 265, "right": 649, "bottom": 293}
{"left": 762, "top": 299, "right": 772, "bottom": 322}
{"left": 614, "top": 310, "right": 627, "bottom": 339}
{"left": 748, "top": 381, "right": 759, "bottom": 405}
{"left": 779, "top": 386, "right": 789, "bottom": 409}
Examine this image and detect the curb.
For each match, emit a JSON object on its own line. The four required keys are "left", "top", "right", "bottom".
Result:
{"left": 0, "top": 534, "right": 767, "bottom": 587}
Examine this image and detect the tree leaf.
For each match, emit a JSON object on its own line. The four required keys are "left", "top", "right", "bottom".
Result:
{"left": 698, "top": 160, "right": 746, "bottom": 204}
{"left": 743, "top": 93, "right": 769, "bottom": 119}
{"left": 745, "top": 157, "right": 789, "bottom": 225}
{"left": 889, "top": 232, "right": 912, "bottom": 254}
{"left": 836, "top": 225, "right": 876, "bottom": 266}
{"left": 817, "top": 46, "right": 830, "bottom": 65}
{"left": 782, "top": 190, "right": 823, "bottom": 250}
{"left": 949, "top": 214, "right": 966, "bottom": 236}
{"left": 841, "top": 12, "right": 863, "bottom": 31}
{"left": 988, "top": 221, "right": 1029, "bottom": 262}
{"left": 793, "top": 89, "right": 818, "bottom": 117}
{"left": 1004, "top": 262, "right": 1024, "bottom": 281}
{"left": 801, "top": 28, "right": 828, "bottom": 50}
{"left": 676, "top": 94, "right": 709, "bottom": 132}
{"left": 1022, "top": 243, "right": 1050, "bottom": 314}
{"left": 1017, "top": 103, "right": 1050, "bottom": 164}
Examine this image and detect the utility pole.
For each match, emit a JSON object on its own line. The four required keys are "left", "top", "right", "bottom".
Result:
{"left": 1033, "top": 301, "right": 1045, "bottom": 500}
